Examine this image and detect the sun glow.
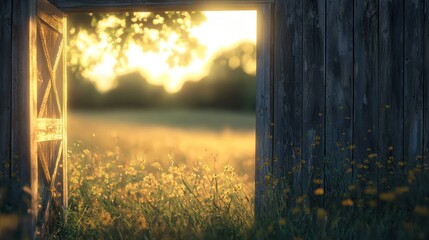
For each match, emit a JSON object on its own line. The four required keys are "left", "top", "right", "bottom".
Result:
{"left": 73, "top": 11, "right": 257, "bottom": 93}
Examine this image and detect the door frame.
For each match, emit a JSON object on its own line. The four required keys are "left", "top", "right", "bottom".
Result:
{"left": 26, "top": 0, "right": 275, "bottom": 226}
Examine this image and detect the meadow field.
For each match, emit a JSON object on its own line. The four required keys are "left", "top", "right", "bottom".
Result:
{"left": 65, "top": 109, "right": 256, "bottom": 239}
{"left": 62, "top": 110, "right": 429, "bottom": 240}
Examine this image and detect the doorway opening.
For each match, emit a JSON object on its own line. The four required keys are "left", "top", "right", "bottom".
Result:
{"left": 66, "top": 10, "right": 257, "bottom": 238}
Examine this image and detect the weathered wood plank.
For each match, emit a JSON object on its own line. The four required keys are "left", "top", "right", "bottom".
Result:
{"left": 325, "top": 0, "right": 353, "bottom": 198}
{"left": 0, "top": 0, "right": 12, "bottom": 179}
{"left": 52, "top": 0, "right": 274, "bottom": 12}
{"left": 254, "top": 3, "right": 274, "bottom": 223}
{"left": 35, "top": 1, "right": 67, "bottom": 236}
{"left": 404, "top": 0, "right": 424, "bottom": 170}
{"left": 353, "top": 0, "right": 379, "bottom": 188}
{"left": 11, "top": 0, "right": 37, "bottom": 238}
{"left": 62, "top": 13, "right": 68, "bottom": 209}
{"left": 424, "top": 0, "right": 429, "bottom": 168}
{"left": 302, "top": 0, "right": 325, "bottom": 205}
{"left": 38, "top": 0, "right": 64, "bottom": 33}
{"left": 273, "top": 0, "right": 303, "bottom": 210}
{"left": 379, "top": 0, "right": 404, "bottom": 188}
{"left": 36, "top": 118, "right": 63, "bottom": 142}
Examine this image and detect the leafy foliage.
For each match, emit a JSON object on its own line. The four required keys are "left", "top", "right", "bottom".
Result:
{"left": 68, "top": 11, "right": 206, "bottom": 74}
{"left": 68, "top": 42, "right": 257, "bottom": 111}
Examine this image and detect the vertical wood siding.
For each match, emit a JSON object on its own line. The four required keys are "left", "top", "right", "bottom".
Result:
{"left": 354, "top": 0, "right": 379, "bottom": 188}
{"left": 2, "top": 0, "right": 429, "bottom": 225}
{"left": 11, "top": 0, "right": 34, "bottom": 223}
{"left": 254, "top": 3, "right": 274, "bottom": 223}
{"left": 404, "top": 0, "right": 424, "bottom": 171}
{"left": 424, "top": 0, "right": 429, "bottom": 168}
{"left": 272, "top": 0, "right": 429, "bottom": 209}
{"left": 273, "top": 0, "right": 303, "bottom": 209}
{"left": 302, "top": 0, "right": 325, "bottom": 205}
{"left": 0, "top": 0, "right": 12, "bottom": 179}
{"left": 379, "top": 0, "right": 404, "bottom": 187}
{"left": 325, "top": 0, "right": 354, "bottom": 197}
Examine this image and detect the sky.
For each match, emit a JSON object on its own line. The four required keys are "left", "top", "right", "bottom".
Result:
{"left": 73, "top": 11, "right": 257, "bottom": 93}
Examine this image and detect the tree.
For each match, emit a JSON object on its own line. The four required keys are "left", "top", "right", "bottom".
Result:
{"left": 67, "top": 11, "right": 207, "bottom": 76}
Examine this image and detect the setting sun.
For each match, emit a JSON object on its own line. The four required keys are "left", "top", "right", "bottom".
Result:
{"left": 71, "top": 11, "right": 256, "bottom": 93}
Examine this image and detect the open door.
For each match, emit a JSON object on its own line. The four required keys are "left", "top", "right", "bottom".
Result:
{"left": 32, "top": 0, "right": 67, "bottom": 237}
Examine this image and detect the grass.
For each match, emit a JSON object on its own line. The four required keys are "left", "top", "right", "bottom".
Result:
{"left": 3, "top": 110, "right": 427, "bottom": 239}
{"left": 63, "top": 110, "right": 255, "bottom": 239}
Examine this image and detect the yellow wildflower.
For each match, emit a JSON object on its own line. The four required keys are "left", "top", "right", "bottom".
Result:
{"left": 137, "top": 216, "right": 148, "bottom": 230}
{"left": 313, "top": 178, "right": 323, "bottom": 184}
{"left": 278, "top": 218, "right": 286, "bottom": 225}
{"left": 364, "top": 186, "right": 377, "bottom": 195}
{"left": 0, "top": 214, "right": 19, "bottom": 231}
{"left": 314, "top": 188, "right": 324, "bottom": 196}
{"left": 394, "top": 186, "right": 410, "bottom": 195}
{"left": 414, "top": 205, "right": 429, "bottom": 216}
{"left": 379, "top": 192, "right": 396, "bottom": 202}
{"left": 100, "top": 211, "right": 112, "bottom": 226}
{"left": 295, "top": 196, "right": 304, "bottom": 204}
{"left": 316, "top": 208, "right": 328, "bottom": 221}
{"left": 368, "top": 200, "right": 377, "bottom": 208}
{"left": 341, "top": 198, "right": 354, "bottom": 206}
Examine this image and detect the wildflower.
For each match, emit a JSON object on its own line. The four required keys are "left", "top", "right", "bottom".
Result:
{"left": 403, "top": 222, "right": 413, "bottom": 231}
{"left": 368, "top": 200, "right": 377, "bottom": 208}
{"left": 364, "top": 186, "right": 377, "bottom": 195}
{"left": 341, "top": 198, "right": 354, "bottom": 206}
{"left": 316, "top": 208, "right": 328, "bottom": 221}
{"left": 407, "top": 170, "right": 416, "bottom": 183}
{"left": 292, "top": 207, "right": 300, "bottom": 215}
{"left": 379, "top": 192, "right": 396, "bottom": 202}
{"left": 137, "top": 216, "right": 148, "bottom": 230}
{"left": 414, "top": 205, "right": 429, "bottom": 216}
{"left": 348, "top": 185, "right": 356, "bottom": 191}
{"left": 314, "top": 188, "right": 324, "bottom": 196}
{"left": 394, "top": 186, "right": 409, "bottom": 195}
{"left": 278, "top": 218, "right": 286, "bottom": 225}
{"left": 304, "top": 207, "right": 310, "bottom": 215}
{"left": 295, "top": 196, "right": 304, "bottom": 205}
{"left": 313, "top": 178, "right": 323, "bottom": 184}
{"left": 368, "top": 153, "right": 378, "bottom": 159}
{"left": 0, "top": 214, "right": 19, "bottom": 231}
{"left": 100, "top": 211, "right": 112, "bottom": 226}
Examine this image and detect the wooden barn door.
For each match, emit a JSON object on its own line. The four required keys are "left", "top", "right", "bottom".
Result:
{"left": 32, "top": 0, "right": 67, "bottom": 237}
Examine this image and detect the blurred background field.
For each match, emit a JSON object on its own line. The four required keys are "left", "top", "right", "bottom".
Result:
{"left": 66, "top": 110, "right": 256, "bottom": 239}
{"left": 68, "top": 109, "right": 256, "bottom": 187}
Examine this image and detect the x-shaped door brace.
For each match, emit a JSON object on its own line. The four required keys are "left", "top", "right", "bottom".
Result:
{"left": 36, "top": 18, "right": 64, "bottom": 143}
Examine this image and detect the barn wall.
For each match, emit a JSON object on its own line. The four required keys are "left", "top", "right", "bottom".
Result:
{"left": 273, "top": 0, "right": 429, "bottom": 207}
{"left": 0, "top": 0, "right": 12, "bottom": 179}
{"left": 1, "top": 0, "right": 428, "bottom": 225}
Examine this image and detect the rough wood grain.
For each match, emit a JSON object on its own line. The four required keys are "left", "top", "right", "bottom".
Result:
{"left": 34, "top": 0, "right": 67, "bottom": 237}
{"left": 0, "top": 0, "right": 12, "bottom": 179}
{"left": 325, "top": 0, "right": 353, "bottom": 197}
{"left": 424, "top": 0, "right": 429, "bottom": 168}
{"left": 11, "top": 1, "right": 37, "bottom": 238}
{"left": 353, "top": 0, "right": 379, "bottom": 188}
{"left": 36, "top": 118, "right": 63, "bottom": 142}
{"left": 273, "top": 0, "right": 303, "bottom": 210}
{"left": 254, "top": 3, "right": 274, "bottom": 223}
{"left": 62, "top": 13, "right": 68, "bottom": 210}
{"left": 52, "top": 0, "right": 273, "bottom": 12}
{"left": 379, "top": 0, "right": 405, "bottom": 188}
{"left": 302, "top": 0, "right": 325, "bottom": 205}
{"left": 38, "top": 0, "right": 64, "bottom": 32}
{"left": 404, "top": 0, "right": 424, "bottom": 170}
